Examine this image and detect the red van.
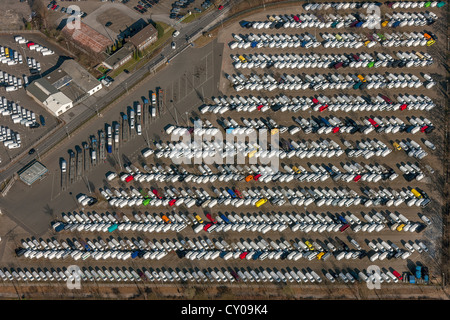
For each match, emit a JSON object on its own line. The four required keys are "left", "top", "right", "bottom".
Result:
{"left": 368, "top": 118, "right": 379, "bottom": 128}
{"left": 392, "top": 270, "right": 403, "bottom": 280}
{"left": 339, "top": 224, "right": 350, "bottom": 232}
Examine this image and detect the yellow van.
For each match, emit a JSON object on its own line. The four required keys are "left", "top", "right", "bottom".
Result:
{"left": 364, "top": 40, "right": 371, "bottom": 46}
{"left": 381, "top": 20, "right": 389, "bottom": 27}
{"left": 335, "top": 34, "right": 343, "bottom": 41}
{"left": 292, "top": 166, "right": 302, "bottom": 174}
{"left": 194, "top": 214, "right": 204, "bottom": 224}
{"left": 396, "top": 223, "right": 405, "bottom": 231}
{"left": 248, "top": 149, "right": 257, "bottom": 158}
{"left": 305, "top": 241, "right": 314, "bottom": 251}
{"left": 317, "top": 252, "right": 325, "bottom": 260}
{"left": 270, "top": 128, "right": 279, "bottom": 135}
{"left": 411, "top": 188, "right": 423, "bottom": 199}
{"left": 427, "top": 39, "right": 435, "bottom": 46}
{"left": 255, "top": 198, "right": 268, "bottom": 208}
{"left": 238, "top": 55, "right": 247, "bottom": 63}
{"left": 393, "top": 142, "right": 402, "bottom": 151}
{"left": 357, "top": 74, "right": 366, "bottom": 82}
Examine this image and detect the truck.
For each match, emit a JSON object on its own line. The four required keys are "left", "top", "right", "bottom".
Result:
{"left": 52, "top": 222, "right": 65, "bottom": 232}
{"left": 136, "top": 104, "right": 142, "bottom": 116}
{"left": 114, "top": 123, "right": 120, "bottom": 143}
{"left": 107, "top": 137, "right": 112, "bottom": 153}
{"left": 415, "top": 266, "right": 422, "bottom": 279}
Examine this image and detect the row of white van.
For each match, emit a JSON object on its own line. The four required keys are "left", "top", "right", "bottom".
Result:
{"left": 102, "top": 190, "right": 365, "bottom": 210}
{"left": 0, "top": 125, "right": 21, "bottom": 149}
{"left": 229, "top": 33, "right": 320, "bottom": 50}
{"left": 200, "top": 93, "right": 435, "bottom": 114}
{"left": 233, "top": 50, "right": 433, "bottom": 70}
{"left": 152, "top": 138, "right": 388, "bottom": 161}
{"left": 0, "top": 265, "right": 327, "bottom": 284}
{"left": 113, "top": 162, "right": 399, "bottom": 186}
{"left": 294, "top": 115, "right": 429, "bottom": 135}
{"left": 229, "top": 31, "right": 430, "bottom": 51}
{"left": 0, "top": 266, "right": 140, "bottom": 283}
{"left": 0, "top": 263, "right": 413, "bottom": 285}
{"left": 230, "top": 72, "right": 425, "bottom": 92}
{"left": 23, "top": 234, "right": 182, "bottom": 253}
{"left": 304, "top": 1, "right": 443, "bottom": 10}
{"left": 20, "top": 249, "right": 168, "bottom": 261}
{"left": 0, "top": 99, "right": 38, "bottom": 127}
{"left": 246, "top": 9, "right": 436, "bottom": 30}
{"left": 0, "top": 70, "right": 22, "bottom": 88}
{"left": 397, "top": 138, "right": 429, "bottom": 160}
{"left": 14, "top": 36, "right": 55, "bottom": 56}
{"left": 54, "top": 214, "right": 419, "bottom": 236}
{"left": 153, "top": 136, "right": 391, "bottom": 162}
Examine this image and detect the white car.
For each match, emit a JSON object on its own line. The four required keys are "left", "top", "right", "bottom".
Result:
{"left": 173, "top": 30, "right": 180, "bottom": 37}
{"left": 171, "top": 42, "right": 176, "bottom": 50}
{"left": 61, "top": 159, "right": 67, "bottom": 172}
{"left": 420, "top": 215, "right": 431, "bottom": 225}
{"left": 101, "top": 78, "right": 111, "bottom": 87}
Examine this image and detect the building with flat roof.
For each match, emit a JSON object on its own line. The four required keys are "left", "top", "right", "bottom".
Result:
{"left": 18, "top": 160, "right": 48, "bottom": 186}
{"left": 102, "top": 43, "right": 134, "bottom": 70}
{"left": 129, "top": 23, "right": 158, "bottom": 51}
{"left": 26, "top": 78, "right": 73, "bottom": 117}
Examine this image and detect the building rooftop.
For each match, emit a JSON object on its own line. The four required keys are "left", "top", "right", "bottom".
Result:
{"left": 44, "top": 69, "right": 72, "bottom": 90}
{"left": 18, "top": 160, "right": 48, "bottom": 186}
{"left": 60, "top": 59, "right": 102, "bottom": 93}
{"left": 129, "top": 23, "right": 158, "bottom": 48}
{"left": 103, "top": 43, "right": 133, "bottom": 69}
{"left": 26, "top": 78, "right": 73, "bottom": 115}
{"left": 62, "top": 22, "right": 114, "bottom": 53}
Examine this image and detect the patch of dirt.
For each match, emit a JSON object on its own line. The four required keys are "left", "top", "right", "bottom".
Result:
{"left": 0, "top": 0, "right": 32, "bottom": 31}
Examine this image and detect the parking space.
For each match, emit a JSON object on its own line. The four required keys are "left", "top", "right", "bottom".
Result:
{"left": 0, "top": 33, "right": 65, "bottom": 162}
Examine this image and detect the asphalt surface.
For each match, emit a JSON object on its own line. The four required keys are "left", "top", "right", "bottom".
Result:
{"left": 0, "top": 36, "right": 223, "bottom": 236}
{"left": 0, "top": 0, "right": 234, "bottom": 184}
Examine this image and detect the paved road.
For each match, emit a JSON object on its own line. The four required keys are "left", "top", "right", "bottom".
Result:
{"left": 0, "top": 0, "right": 235, "bottom": 184}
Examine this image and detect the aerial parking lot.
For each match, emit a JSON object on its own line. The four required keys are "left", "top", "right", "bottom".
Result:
{"left": 0, "top": 0, "right": 449, "bottom": 300}
{"left": 0, "top": 33, "right": 65, "bottom": 163}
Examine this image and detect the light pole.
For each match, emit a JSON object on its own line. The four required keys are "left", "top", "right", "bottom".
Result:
{"left": 65, "top": 126, "right": 70, "bottom": 138}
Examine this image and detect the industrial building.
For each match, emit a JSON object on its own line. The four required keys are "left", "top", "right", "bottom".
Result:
{"left": 17, "top": 160, "right": 48, "bottom": 186}
{"left": 26, "top": 78, "right": 73, "bottom": 117}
